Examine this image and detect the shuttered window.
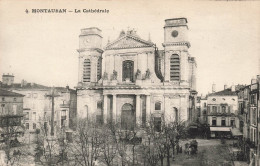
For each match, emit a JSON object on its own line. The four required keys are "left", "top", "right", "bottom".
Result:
{"left": 83, "top": 59, "right": 91, "bottom": 82}
{"left": 170, "top": 54, "right": 180, "bottom": 81}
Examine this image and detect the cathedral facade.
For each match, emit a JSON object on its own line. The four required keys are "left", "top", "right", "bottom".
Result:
{"left": 76, "top": 18, "right": 197, "bottom": 129}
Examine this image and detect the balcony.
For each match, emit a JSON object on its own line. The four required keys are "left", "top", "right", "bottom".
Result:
{"left": 208, "top": 112, "right": 235, "bottom": 116}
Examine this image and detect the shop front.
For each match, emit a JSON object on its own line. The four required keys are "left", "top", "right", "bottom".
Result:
{"left": 210, "top": 127, "right": 232, "bottom": 138}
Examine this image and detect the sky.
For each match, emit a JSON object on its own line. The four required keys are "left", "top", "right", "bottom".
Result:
{"left": 0, "top": 0, "right": 259, "bottom": 95}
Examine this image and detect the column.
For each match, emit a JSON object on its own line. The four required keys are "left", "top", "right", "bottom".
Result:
{"left": 103, "top": 95, "right": 108, "bottom": 124}
{"left": 146, "top": 95, "right": 151, "bottom": 123}
{"left": 113, "top": 94, "right": 117, "bottom": 123}
{"left": 136, "top": 95, "right": 141, "bottom": 125}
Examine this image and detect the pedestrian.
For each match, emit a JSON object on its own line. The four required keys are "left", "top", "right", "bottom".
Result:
{"left": 188, "top": 146, "right": 192, "bottom": 155}
{"left": 185, "top": 143, "right": 189, "bottom": 154}
{"left": 180, "top": 146, "right": 182, "bottom": 153}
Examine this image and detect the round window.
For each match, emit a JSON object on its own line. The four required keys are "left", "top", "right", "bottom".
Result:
{"left": 171, "top": 30, "right": 178, "bottom": 37}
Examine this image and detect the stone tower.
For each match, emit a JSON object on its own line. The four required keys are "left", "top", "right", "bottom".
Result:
{"left": 2, "top": 74, "right": 14, "bottom": 86}
{"left": 163, "top": 18, "right": 190, "bottom": 86}
{"left": 78, "top": 27, "right": 103, "bottom": 85}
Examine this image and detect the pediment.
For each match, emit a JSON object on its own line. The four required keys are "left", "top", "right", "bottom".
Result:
{"left": 105, "top": 35, "right": 154, "bottom": 50}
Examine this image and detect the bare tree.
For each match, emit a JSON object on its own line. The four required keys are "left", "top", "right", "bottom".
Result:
{"left": 99, "top": 124, "right": 117, "bottom": 166}
{"left": 69, "top": 118, "right": 102, "bottom": 166}
{"left": 142, "top": 116, "right": 188, "bottom": 166}
{"left": 107, "top": 122, "right": 128, "bottom": 166}
{"left": 142, "top": 118, "right": 164, "bottom": 166}
{"left": 0, "top": 115, "right": 25, "bottom": 166}
{"left": 34, "top": 122, "right": 61, "bottom": 165}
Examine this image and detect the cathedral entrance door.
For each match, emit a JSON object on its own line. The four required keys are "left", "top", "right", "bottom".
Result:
{"left": 121, "top": 103, "right": 135, "bottom": 130}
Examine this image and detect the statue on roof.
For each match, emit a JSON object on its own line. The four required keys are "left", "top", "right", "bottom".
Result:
{"left": 135, "top": 69, "right": 141, "bottom": 80}
{"left": 112, "top": 70, "right": 117, "bottom": 80}
{"left": 119, "top": 30, "right": 125, "bottom": 38}
{"left": 103, "top": 72, "right": 108, "bottom": 80}
{"left": 145, "top": 69, "right": 151, "bottom": 79}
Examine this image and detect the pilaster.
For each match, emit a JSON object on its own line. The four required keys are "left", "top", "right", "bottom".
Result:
{"left": 113, "top": 94, "right": 117, "bottom": 122}
{"left": 146, "top": 95, "right": 151, "bottom": 123}
{"left": 103, "top": 95, "right": 108, "bottom": 123}
{"left": 136, "top": 95, "right": 141, "bottom": 125}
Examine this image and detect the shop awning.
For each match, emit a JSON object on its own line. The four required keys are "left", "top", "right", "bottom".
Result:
{"left": 231, "top": 128, "right": 243, "bottom": 136}
{"left": 210, "top": 127, "right": 231, "bottom": 132}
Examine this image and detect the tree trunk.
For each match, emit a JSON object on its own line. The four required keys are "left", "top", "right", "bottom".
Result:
{"left": 172, "top": 144, "right": 175, "bottom": 155}
{"left": 167, "top": 148, "right": 170, "bottom": 166}
{"left": 133, "top": 145, "right": 135, "bottom": 166}
{"left": 160, "top": 157, "right": 164, "bottom": 166}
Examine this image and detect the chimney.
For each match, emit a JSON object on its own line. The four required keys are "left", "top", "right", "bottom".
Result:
{"left": 212, "top": 83, "right": 216, "bottom": 93}
{"left": 224, "top": 84, "right": 228, "bottom": 90}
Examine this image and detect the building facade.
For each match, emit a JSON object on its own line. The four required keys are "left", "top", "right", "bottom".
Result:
{"left": 207, "top": 86, "right": 239, "bottom": 138}
{"left": 197, "top": 95, "right": 208, "bottom": 124}
{"left": 248, "top": 76, "right": 259, "bottom": 165}
{"left": 0, "top": 74, "right": 77, "bottom": 139}
{"left": 77, "top": 18, "right": 197, "bottom": 130}
{"left": 0, "top": 89, "right": 24, "bottom": 143}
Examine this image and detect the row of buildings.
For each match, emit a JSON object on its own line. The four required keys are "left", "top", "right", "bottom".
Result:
{"left": 0, "top": 74, "right": 77, "bottom": 143}
{"left": 197, "top": 76, "right": 260, "bottom": 165}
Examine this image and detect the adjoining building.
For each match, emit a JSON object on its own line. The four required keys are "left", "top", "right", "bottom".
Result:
{"left": 248, "top": 76, "right": 259, "bottom": 165}
{"left": 207, "top": 85, "right": 240, "bottom": 138}
{"left": 226, "top": 76, "right": 260, "bottom": 165}
{"left": 197, "top": 95, "right": 208, "bottom": 124}
{"left": 0, "top": 89, "right": 24, "bottom": 145}
{"left": 76, "top": 18, "right": 197, "bottom": 130}
{"left": 0, "top": 74, "right": 77, "bottom": 141}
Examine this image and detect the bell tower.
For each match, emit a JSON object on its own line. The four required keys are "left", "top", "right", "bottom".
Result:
{"left": 163, "top": 18, "right": 190, "bottom": 84}
{"left": 78, "top": 27, "right": 103, "bottom": 85}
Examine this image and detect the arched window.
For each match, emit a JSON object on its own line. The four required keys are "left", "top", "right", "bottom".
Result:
{"left": 122, "top": 60, "right": 134, "bottom": 82}
{"left": 170, "top": 54, "right": 180, "bottom": 81}
{"left": 83, "top": 59, "right": 91, "bottom": 82}
{"left": 155, "top": 102, "right": 161, "bottom": 111}
{"left": 97, "top": 57, "right": 102, "bottom": 81}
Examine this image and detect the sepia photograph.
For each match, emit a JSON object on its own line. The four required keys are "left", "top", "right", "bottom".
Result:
{"left": 0, "top": 0, "right": 260, "bottom": 165}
